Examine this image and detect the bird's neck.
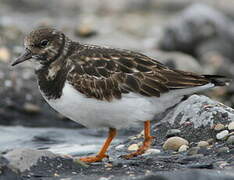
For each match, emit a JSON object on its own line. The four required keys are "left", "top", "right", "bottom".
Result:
{"left": 35, "top": 38, "right": 75, "bottom": 100}
{"left": 36, "top": 60, "right": 69, "bottom": 100}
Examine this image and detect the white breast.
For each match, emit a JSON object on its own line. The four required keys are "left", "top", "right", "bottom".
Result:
{"left": 42, "top": 82, "right": 214, "bottom": 129}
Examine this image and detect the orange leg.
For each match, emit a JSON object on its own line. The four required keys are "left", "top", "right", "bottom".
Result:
{"left": 79, "top": 128, "right": 117, "bottom": 163}
{"left": 122, "top": 120, "right": 153, "bottom": 159}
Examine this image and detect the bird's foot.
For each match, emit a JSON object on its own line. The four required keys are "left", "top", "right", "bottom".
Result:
{"left": 79, "top": 154, "right": 108, "bottom": 163}
{"left": 121, "top": 136, "right": 153, "bottom": 159}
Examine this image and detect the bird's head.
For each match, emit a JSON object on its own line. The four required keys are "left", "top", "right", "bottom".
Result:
{"left": 11, "top": 27, "right": 67, "bottom": 67}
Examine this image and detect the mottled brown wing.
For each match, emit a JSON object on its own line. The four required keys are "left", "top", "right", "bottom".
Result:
{"left": 67, "top": 46, "right": 210, "bottom": 101}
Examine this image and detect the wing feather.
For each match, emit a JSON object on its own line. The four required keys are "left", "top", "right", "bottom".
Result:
{"left": 67, "top": 46, "right": 211, "bottom": 101}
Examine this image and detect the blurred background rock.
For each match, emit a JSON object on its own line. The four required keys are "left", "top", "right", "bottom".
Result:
{"left": 0, "top": 0, "right": 234, "bottom": 127}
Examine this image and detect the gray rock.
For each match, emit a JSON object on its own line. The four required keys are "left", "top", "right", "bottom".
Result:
{"left": 163, "top": 95, "right": 234, "bottom": 128}
{"left": 166, "top": 129, "right": 181, "bottom": 138}
{"left": 159, "top": 4, "right": 234, "bottom": 59}
{"left": 187, "top": 147, "right": 200, "bottom": 156}
{"left": 217, "top": 147, "right": 230, "bottom": 155}
{"left": 159, "top": 95, "right": 234, "bottom": 142}
{"left": 226, "top": 135, "right": 234, "bottom": 145}
{"left": 3, "top": 148, "right": 56, "bottom": 172}
{"left": 2, "top": 148, "right": 85, "bottom": 178}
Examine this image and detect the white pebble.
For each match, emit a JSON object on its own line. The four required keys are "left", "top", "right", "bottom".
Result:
{"left": 228, "top": 122, "right": 234, "bottom": 131}
{"left": 115, "top": 144, "right": 125, "bottom": 150}
{"left": 98, "top": 177, "right": 109, "bottom": 180}
{"left": 4, "top": 80, "right": 12, "bottom": 87}
{"left": 143, "top": 149, "right": 161, "bottom": 156}
{"left": 178, "top": 145, "right": 189, "bottom": 152}
{"left": 216, "top": 130, "right": 229, "bottom": 140}
{"left": 128, "top": 144, "right": 139, "bottom": 151}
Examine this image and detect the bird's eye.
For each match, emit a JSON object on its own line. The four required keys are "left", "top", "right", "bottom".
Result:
{"left": 40, "top": 39, "right": 49, "bottom": 47}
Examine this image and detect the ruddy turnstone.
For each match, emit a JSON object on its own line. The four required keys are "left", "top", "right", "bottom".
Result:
{"left": 11, "top": 27, "right": 230, "bottom": 163}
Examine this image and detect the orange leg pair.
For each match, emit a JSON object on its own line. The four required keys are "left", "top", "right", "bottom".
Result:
{"left": 79, "top": 120, "right": 153, "bottom": 163}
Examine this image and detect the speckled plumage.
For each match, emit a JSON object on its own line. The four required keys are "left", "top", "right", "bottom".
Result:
{"left": 11, "top": 27, "right": 230, "bottom": 162}
{"left": 12, "top": 27, "right": 229, "bottom": 129}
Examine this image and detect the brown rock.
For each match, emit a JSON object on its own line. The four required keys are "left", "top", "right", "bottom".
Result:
{"left": 0, "top": 47, "right": 10, "bottom": 62}
{"left": 163, "top": 136, "right": 189, "bottom": 151}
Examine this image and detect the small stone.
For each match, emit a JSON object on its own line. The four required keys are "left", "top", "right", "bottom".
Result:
{"left": 143, "top": 149, "right": 161, "bottom": 156}
{"left": 115, "top": 144, "right": 125, "bottom": 150}
{"left": 23, "top": 103, "right": 41, "bottom": 114}
{"left": 229, "top": 132, "right": 234, "bottom": 136}
{"left": 74, "top": 25, "right": 97, "bottom": 38}
{"left": 163, "top": 136, "right": 189, "bottom": 151}
{"left": 0, "top": 47, "right": 10, "bottom": 62}
{"left": 166, "top": 129, "right": 181, "bottom": 138}
{"left": 128, "top": 144, "right": 139, "bottom": 151}
{"left": 187, "top": 147, "right": 200, "bottom": 156}
{"left": 217, "top": 147, "right": 229, "bottom": 155}
{"left": 214, "top": 123, "right": 225, "bottom": 131}
{"left": 216, "top": 130, "right": 229, "bottom": 140}
{"left": 178, "top": 145, "right": 189, "bottom": 152}
{"left": 217, "top": 161, "right": 229, "bottom": 169}
{"left": 197, "top": 141, "right": 209, "bottom": 147}
{"left": 54, "top": 173, "right": 59, "bottom": 177}
{"left": 226, "top": 135, "right": 234, "bottom": 145}
{"left": 99, "top": 177, "right": 109, "bottom": 180}
{"left": 207, "top": 138, "right": 215, "bottom": 144}
{"left": 228, "top": 122, "right": 234, "bottom": 131}
{"left": 4, "top": 80, "right": 12, "bottom": 87}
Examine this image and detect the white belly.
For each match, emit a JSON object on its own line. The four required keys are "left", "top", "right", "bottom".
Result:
{"left": 42, "top": 82, "right": 213, "bottom": 129}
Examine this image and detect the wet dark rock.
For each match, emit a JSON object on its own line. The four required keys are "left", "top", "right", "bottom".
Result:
{"left": 1, "top": 144, "right": 233, "bottom": 180}
{"left": 187, "top": 163, "right": 213, "bottom": 169}
{"left": 138, "top": 170, "right": 234, "bottom": 180}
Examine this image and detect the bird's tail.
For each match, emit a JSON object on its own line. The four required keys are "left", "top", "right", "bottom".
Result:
{"left": 203, "top": 75, "right": 231, "bottom": 86}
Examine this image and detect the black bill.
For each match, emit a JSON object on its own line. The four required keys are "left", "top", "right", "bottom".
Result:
{"left": 11, "top": 48, "right": 32, "bottom": 66}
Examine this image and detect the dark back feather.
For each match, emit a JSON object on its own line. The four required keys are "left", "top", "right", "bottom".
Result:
{"left": 66, "top": 45, "right": 227, "bottom": 101}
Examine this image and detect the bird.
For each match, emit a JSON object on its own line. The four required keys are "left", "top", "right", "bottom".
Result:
{"left": 11, "top": 27, "right": 230, "bottom": 163}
